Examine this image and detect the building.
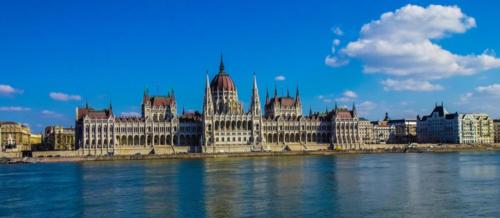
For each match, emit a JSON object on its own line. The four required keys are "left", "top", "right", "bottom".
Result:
{"left": 417, "top": 104, "right": 494, "bottom": 144}
{"left": 371, "top": 113, "right": 395, "bottom": 144}
{"left": 494, "top": 119, "right": 500, "bottom": 143}
{"left": 44, "top": 126, "right": 75, "bottom": 150}
{"left": 387, "top": 119, "right": 417, "bottom": 144}
{"left": 0, "top": 121, "right": 31, "bottom": 152}
{"left": 75, "top": 57, "right": 363, "bottom": 155}
{"left": 358, "top": 118, "right": 374, "bottom": 144}
{"left": 472, "top": 113, "right": 494, "bottom": 144}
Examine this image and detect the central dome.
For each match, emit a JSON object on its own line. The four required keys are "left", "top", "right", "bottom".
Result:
{"left": 210, "top": 57, "right": 237, "bottom": 92}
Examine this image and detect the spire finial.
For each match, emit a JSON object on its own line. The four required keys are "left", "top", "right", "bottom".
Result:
{"left": 287, "top": 88, "right": 290, "bottom": 97}
{"left": 274, "top": 82, "right": 278, "bottom": 97}
{"left": 219, "top": 53, "right": 225, "bottom": 73}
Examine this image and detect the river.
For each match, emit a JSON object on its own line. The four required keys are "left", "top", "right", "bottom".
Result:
{"left": 1, "top": 152, "right": 499, "bottom": 217}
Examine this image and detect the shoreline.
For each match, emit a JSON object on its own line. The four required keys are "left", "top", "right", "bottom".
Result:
{"left": 3, "top": 145, "right": 500, "bottom": 164}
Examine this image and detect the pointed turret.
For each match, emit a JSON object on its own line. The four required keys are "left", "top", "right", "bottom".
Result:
{"left": 295, "top": 85, "right": 301, "bottom": 105}
{"left": 143, "top": 87, "right": 150, "bottom": 104}
{"left": 384, "top": 112, "right": 390, "bottom": 121}
{"left": 265, "top": 88, "right": 270, "bottom": 104}
{"left": 309, "top": 107, "right": 313, "bottom": 116}
{"left": 170, "top": 89, "right": 175, "bottom": 101}
{"left": 250, "top": 73, "right": 262, "bottom": 115}
{"left": 274, "top": 82, "right": 278, "bottom": 97}
{"left": 203, "top": 73, "right": 214, "bottom": 116}
{"left": 286, "top": 88, "right": 290, "bottom": 97}
{"left": 334, "top": 102, "right": 338, "bottom": 110}
{"left": 352, "top": 102, "right": 357, "bottom": 117}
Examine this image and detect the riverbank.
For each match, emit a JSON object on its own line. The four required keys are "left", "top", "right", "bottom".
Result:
{"left": 2, "top": 144, "right": 500, "bottom": 164}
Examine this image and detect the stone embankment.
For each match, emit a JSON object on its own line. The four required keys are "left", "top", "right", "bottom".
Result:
{"left": 2, "top": 143, "right": 500, "bottom": 164}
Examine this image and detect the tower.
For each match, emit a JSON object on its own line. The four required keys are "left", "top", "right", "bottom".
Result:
{"left": 203, "top": 73, "right": 214, "bottom": 116}
{"left": 250, "top": 73, "right": 262, "bottom": 115}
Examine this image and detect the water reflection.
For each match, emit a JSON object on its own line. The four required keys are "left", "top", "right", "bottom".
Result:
{"left": 0, "top": 152, "right": 499, "bottom": 217}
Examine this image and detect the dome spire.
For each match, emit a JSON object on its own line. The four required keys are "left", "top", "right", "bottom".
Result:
{"left": 219, "top": 53, "right": 225, "bottom": 74}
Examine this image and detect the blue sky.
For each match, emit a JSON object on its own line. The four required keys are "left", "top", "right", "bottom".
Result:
{"left": 1, "top": 0, "right": 500, "bottom": 132}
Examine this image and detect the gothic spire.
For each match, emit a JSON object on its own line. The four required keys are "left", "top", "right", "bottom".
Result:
{"left": 352, "top": 102, "right": 357, "bottom": 117}
{"left": 265, "top": 87, "right": 270, "bottom": 104}
{"left": 274, "top": 82, "right": 278, "bottom": 97}
{"left": 203, "top": 72, "right": 214, "bottom": 116}
{"left": 250, "top": 73, "right": 262, "bottom": 115}
{"left": 295, "top": 85, "right": 301, "bottom": 105}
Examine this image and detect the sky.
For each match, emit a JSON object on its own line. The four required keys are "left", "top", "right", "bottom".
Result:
{"left": 1, "top": 0, "right": 500, "bottom": 132}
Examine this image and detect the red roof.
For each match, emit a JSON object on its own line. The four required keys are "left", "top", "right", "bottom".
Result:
{"left": 143, "top": 96, "right": 175, "bottom": 107}
{"left": 210, "top": 72, "right": 236, "bottom": 92}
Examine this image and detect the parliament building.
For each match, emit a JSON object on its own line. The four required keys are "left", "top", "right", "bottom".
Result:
{"left": 75, "top": 58, "right": 362, "bottom": 155}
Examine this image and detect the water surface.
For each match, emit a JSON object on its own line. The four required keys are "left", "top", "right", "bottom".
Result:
{"left": 1, "top": 152, "right": 499, "bottom": 217}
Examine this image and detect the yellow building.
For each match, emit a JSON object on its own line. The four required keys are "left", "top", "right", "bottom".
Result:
{"left": 44, "top": 126, "right": 75, "bottom": 150}
{"left": 0, "top": 121, "right": 31, "bottom": 152}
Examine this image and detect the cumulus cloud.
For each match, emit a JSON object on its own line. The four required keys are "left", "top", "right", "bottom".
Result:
{"left": 343, "top": 90, "right": 357, "bottom": 98}
{"left": 475, "top": 84, "right": 500, "bottom": 95}
{"left": 274, "top": 75, "right": 286, "bottom": 81}
{"left": 0, "top": 106, "right": 31, "bottom": 112}
{"left": 381, "top": 79, "right": 443, "bottom": 91}
{"left": 49, "top": 92, "right": 81, "bottom": 101}
{"left": 326, "top": 4, "right": 500, "bottom": 91}
{"left": 0, "top": 84, "right": 23, "bottom": 96}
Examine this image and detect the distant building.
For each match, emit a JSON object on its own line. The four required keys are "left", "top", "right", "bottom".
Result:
{"left": 0, "top": 121, "right": 31, "bottom": 152}
{"left": 494, "top": 119, "right": 500, "bottom": 143}
{"left": 371, "top": 113, "right": 395, "bottom": 144}
{"left": 388, "top": 119, "right": 417, "bottom": 144}
{"left": 417, "top": 103, "right": 494, "bottom": 144}
{"left": 358, "top": 118, "right": 374, "bottom": 144}
{"left": 44, "top": 126, "right": 75, "bottom": 150}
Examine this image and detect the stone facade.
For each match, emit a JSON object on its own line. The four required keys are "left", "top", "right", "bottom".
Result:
{"left": 358, "top": 118, "right": 374, "bottom": 144}
{"left": 0, "top": 121, "right": 31, "bottom": 152}
{"left": 44, "top": 126, "right": 75, "bottom": 150}
{"left": 388, "top": 119, "right": 417, "bottom": 144}
{"left": 75, "top": 58, "right": 363, "bottom": 156}
{"left": 371, "top": 113, "right": 395, "bottom": 144}
{"left": 417, "top": 104, "right": 494, "bottom": 144}
{"left": 494, "top": 119, "right": 500, "bottom": 143}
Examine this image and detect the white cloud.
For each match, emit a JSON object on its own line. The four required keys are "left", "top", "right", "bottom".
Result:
{"left": 0, "top": 84, "right": 23, "bottom": 96}
{"left": 49, "top": 92, "right": 81, "bottom": 101}
{"left": 357, "top": 101, "right": 377, "bottom": 116}
{"left": 459, "top": 83, "right": 500, "bottom": 104}
{"left": 343, "top": 90, "right": 357, "bottom": 98}
{"left": 0, "top": 106, "right": 31, "bottom": 112}
{"left": 41, "top": 110, "right": 64, "bottom": 118}
{"left": 381, "top": 79, "right": 443, "bottom": 91}
{"left": 275, "top": 75, "right": 286, "bottom": 81}
{"left": 475, "top": 84, "right": 500, "bottom": 95}
{"left": 326, "top": 4, "right": 500, "bottom": 91}
{"left": 325, "top": 55, "right": 349, "bottom": 67}
{"left": 120, "top": 112, "right": 141, "bottom": 117}
{"left": 332, "top": 27, "right": 343, "bottom": 36}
